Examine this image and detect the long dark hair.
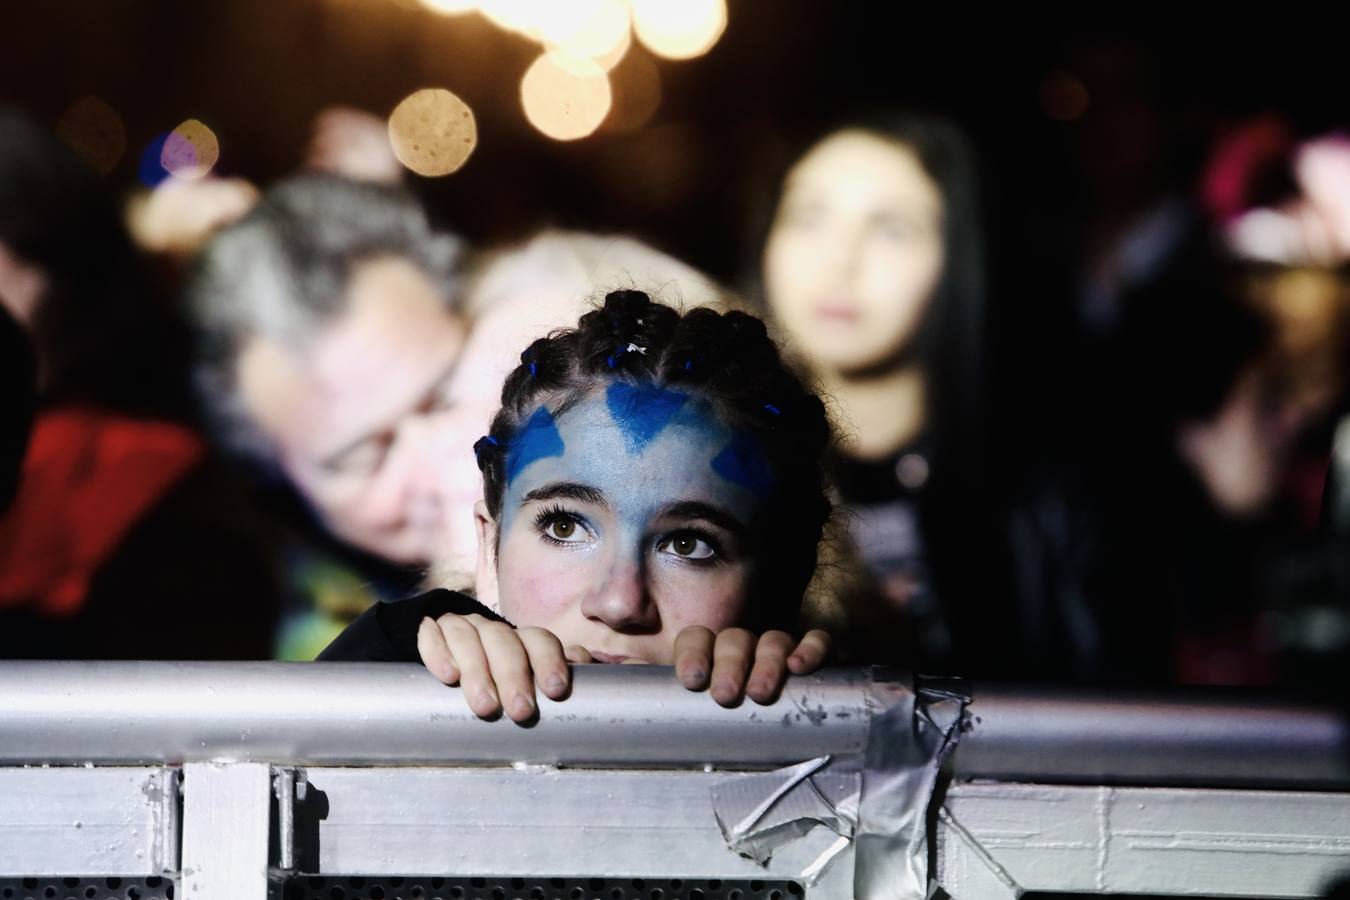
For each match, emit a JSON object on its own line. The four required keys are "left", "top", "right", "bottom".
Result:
{"left": 756, "top": 113, "right": 989, "bottom": 478}
{"left": 875, "top": 114, "right": 987, "bottom": 474}
{"left": 752, "top": 114, "right": 1003, "bottom": 668}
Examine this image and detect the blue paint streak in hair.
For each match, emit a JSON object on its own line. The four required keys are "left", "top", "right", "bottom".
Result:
{"left": 711, "top": 433, "right": 774, "bottom": 495}
{"left": 505, "top": 406, "right": 566, "bottom": 484}
{"left": 605, "top": 382, "right": 689, "bottom": 454}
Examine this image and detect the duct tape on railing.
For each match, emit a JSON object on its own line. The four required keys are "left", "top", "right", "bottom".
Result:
{"left": 0, "top": 662, "right": 970, "bottom": 898}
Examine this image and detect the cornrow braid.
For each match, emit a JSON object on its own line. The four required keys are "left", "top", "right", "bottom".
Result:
{"left": 475, "top": 289, "right": 832, "bottom": 628}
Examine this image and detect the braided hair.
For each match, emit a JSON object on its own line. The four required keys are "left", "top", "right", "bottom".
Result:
{"left": 473, "top": 289, "right": 832, "bottom": 628}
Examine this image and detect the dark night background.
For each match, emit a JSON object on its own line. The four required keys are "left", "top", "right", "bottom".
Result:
{"left": 4, "top": 4, "right": 1347, "bottom": 458}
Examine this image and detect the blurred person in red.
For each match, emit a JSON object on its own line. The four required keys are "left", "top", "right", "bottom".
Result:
{"left": 0, "top": 106, "right": 277, "bottom": 658}
{"left": 1190, "top": 121, "right": 1350, "bottom": 683}
{"left": 189, "top": 174, "right": 469, "bottom": 659}
{"left": 1060, "top": 120, "right": 1350, "bottom": 689}
{"left": 0, "top": 303, "right": 36, "bottom": 515}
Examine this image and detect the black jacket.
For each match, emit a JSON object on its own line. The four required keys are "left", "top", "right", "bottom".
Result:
{"left": 318, "top": 589, "right": 505, "bottom": 662}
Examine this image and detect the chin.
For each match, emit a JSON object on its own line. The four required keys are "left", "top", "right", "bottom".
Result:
{"left": 816, "top": 348, "right": 889, "bottom": 375}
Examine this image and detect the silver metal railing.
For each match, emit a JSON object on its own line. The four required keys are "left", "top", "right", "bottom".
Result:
{"left": 2, "top": 662, "right": 1349, "bottom": 899}
{"left": 4, "top": 662, "right": 1346, "bottom": 787}
{"left": 0, "top": 661, "right": 876, "bottom": 767}
{"left": 0, "top": 663, "right": 910, "bottom": 900}
{"left": 955, "top": 682, "right": 1350, "bottom": 789}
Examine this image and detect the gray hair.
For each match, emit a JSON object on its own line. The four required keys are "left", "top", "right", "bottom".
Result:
{"left": 189, "top": 174, "right": 464, "bottom": 464}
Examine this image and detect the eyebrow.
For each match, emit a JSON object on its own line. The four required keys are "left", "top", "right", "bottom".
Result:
{"left": 659, "top": 500, "right": 748, "bottom": 536}
{"left": 318, "top": 357, "right": 462, "bottom": 470}
{"left": 521, "top": 481, "right": 609, "bottom": 508}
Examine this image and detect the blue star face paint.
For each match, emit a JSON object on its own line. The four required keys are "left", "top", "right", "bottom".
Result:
{"left": 711, "top": 432, "right": 775, "bottom": 496}
{"left": 504, "top": 405, "right": 566, "bottom": 485}
{"left": 488, "top": 385, "right": 779, "bottom": 664}
{"left": 605, "top": 382, "right": 689, "bottom": 454}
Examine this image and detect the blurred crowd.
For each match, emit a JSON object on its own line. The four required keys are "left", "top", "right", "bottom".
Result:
{"left": 2, "top": 96, "right": 1349, "bottom": 693}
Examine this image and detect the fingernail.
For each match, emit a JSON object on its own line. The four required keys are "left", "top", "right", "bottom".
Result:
{"left": 680, "top": 667, "right": 707, "bottom": 685}
{"left": 749, "top": 680, "right": 771, "bottom": 697}
{"left": 510, "top": 693, "right": 535, "bottom": 719}
{"left": 477, "top": 688, "right": 499, "bottom": 710}
{"left": 713, "top": 678, "right": 736, "bottom": 698}
{"left": 545, "top": 674, "right": 565, "bottom": 695}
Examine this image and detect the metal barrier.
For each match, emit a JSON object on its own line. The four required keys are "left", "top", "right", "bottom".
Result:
{"left": 941, "top": 685, "right": 1350, "bottom": 898}
{"left": 1, "top": 662, "right": 1348, "bottom": 899}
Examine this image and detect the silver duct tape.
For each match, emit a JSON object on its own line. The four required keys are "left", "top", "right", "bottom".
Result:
{"left": 710, "top": 755, "right": 859, "bottom": 875}
{"left": 855, "top": 673, "right": 971, "bottom": 900}
{"left": 708, "top": 670, "right": 971, "bottom": 897}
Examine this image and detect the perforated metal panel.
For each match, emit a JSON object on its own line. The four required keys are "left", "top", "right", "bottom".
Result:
{"left": 275, "top": 876, "right": 805, "bottom": 900}
{"left": 0, "top": 877, "right": 174, "bottom": 900}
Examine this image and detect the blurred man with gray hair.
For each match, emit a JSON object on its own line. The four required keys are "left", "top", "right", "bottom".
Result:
{"left": 190, "top": 174, "right": 467, "bottom": 657}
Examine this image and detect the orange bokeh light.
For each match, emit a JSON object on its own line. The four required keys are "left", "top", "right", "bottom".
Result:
{"left": 387, "top": 88, "right": 478, "bottom": 176}
{"left": 520, "top": 51, "right": 612, "bottom": 141}
{"left": 630, "top": 0, "right": 726, "bottom": 60}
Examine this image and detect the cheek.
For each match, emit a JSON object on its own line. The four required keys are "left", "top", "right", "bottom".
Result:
{"left": 496, "top": 537, "right": 592, "bottom": 627}
{"left": 652, "top": 564, "right": 750, "bottom": 634}
{"left": 863, "top": 243, "right": 942, "bottom": 326}
{"left": 323, "top": 471, "right": 408, "bottom": 532}
{"left": 764, "top": 234, "right": 815, "bottom": 311}
{"left": 288, "top": 463, "right": 368, "bottom": 522}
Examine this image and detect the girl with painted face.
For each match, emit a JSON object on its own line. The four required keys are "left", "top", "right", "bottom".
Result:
{"left": 760, "top": 117, "right": 989, "bottom": 667}
{"left": 321, "top": 290, "right": 834, "bottom": 720}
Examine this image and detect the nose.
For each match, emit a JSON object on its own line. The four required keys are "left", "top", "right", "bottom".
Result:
{"left": 374, "top": 410, "right": 458, "bottom": 532}
{"left": 820, "top": 221, "right": 864, "bottom": 277}
{"left": 580, "top": 560, "right": 660, "bottom": 634}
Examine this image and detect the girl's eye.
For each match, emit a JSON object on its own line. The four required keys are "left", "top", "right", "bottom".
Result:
{"left": 660, "top": 534, "right": 715, "bottom": 560}
{"left": 543, "top": 517, "right": 585, "bottom": 542}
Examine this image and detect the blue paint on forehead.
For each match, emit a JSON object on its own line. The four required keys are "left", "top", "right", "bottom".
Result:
{"left": 605, "top": 382, "right": 690, "bottom": 454}
{"left": 711, "top": 432, "right": 775, "bottom": 496}
{"left": 505, "top": 405, "right": 566, "bottom": 485}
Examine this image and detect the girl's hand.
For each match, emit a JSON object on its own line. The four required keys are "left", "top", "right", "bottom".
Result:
{"left": 417, "top": 613, "right": 590, "bottom": 722}
{"left": 672, "top": 627, "right": 832, "bottom": 707}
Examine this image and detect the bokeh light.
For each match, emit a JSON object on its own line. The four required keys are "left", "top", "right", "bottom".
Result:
{"left": 160, "top": 119, "right": 220, "bottom": 180}
{"left": 418, "top": 0, "right": 478, "bottom": 13}
{"left": 56, "top": 96, "right": 126, "bottom": 175}
{"left": 478, "top": 0, "right": 545, "bottom": 38}
{"left": 535, "top": 0, "right": 630, "bottom": 65}
{"left": 630, "top": 0, "right": 726, "bottom": 60}
{"left": 387, "top": 88, "right": 478, "bottom": 176}
{"left": 1040, "top": 70, "right": 1090, "bottom": 122}
{"left": 520, "top": 51, "right": 612, "bottom": 141}
{"left": 593, "top": 19, "right": 632, "bottom": 71}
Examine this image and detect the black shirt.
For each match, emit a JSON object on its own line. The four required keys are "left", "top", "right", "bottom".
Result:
{"left": 317, "top": 589, "right": 506, "bottom": 662}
